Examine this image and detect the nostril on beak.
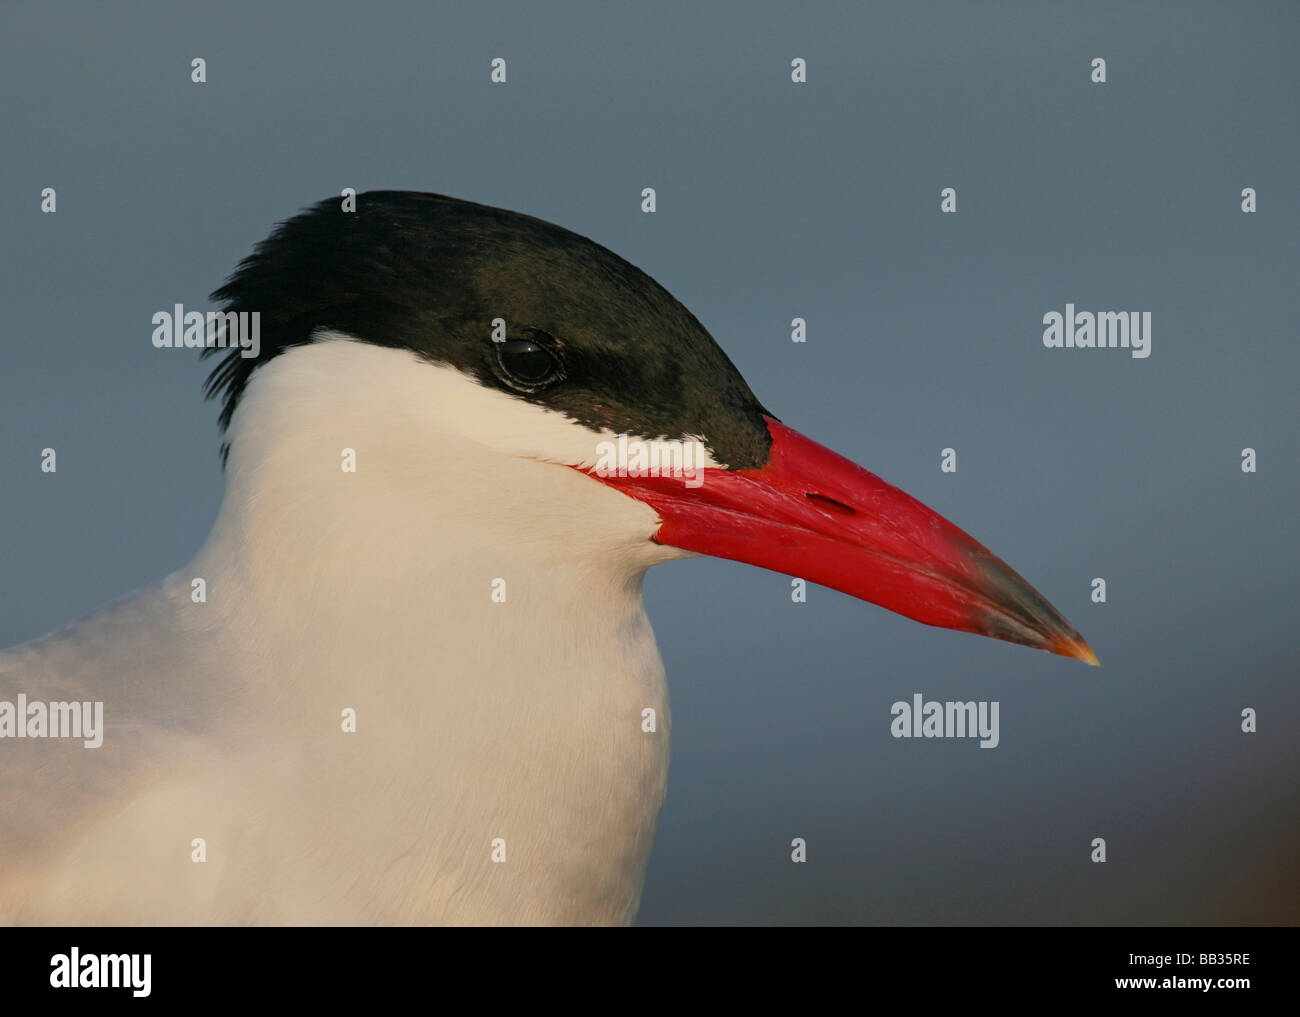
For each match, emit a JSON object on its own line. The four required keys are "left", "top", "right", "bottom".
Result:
{"left": 805, "top": 492, "right": 857, "bottom": 516}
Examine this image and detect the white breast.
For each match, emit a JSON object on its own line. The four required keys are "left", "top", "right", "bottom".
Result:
{"left": 1, "top": 338, "right": 688, "bottom": 924}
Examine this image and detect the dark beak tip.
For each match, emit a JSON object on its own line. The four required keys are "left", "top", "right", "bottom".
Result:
{"left": 1058, "top": 638, "right": 1101, "bottom": 667}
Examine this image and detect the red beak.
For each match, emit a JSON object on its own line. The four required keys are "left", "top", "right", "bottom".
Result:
{"left": 584, "top": 416, "right": 1098, "bottom": 665}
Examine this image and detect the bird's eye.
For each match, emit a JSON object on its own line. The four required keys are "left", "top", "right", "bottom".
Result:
{"left": 495, "top": 338, "right": 564, "bottom": 390}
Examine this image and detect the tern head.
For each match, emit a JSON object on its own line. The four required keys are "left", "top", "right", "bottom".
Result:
{"left": 204, "top": 190, "right": 1097, "bottom": 665}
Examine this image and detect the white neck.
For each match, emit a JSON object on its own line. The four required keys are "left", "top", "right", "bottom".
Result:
{"left": 186, "top": 338, "right": 680, "bottom": 923}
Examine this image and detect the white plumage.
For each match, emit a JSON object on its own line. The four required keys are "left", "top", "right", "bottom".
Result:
{"left": 1, "top": 337, "right": 691, "bottom": 924}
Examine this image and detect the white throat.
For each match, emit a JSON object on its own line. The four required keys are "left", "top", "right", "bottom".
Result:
{"left": 6, "top": 337, "right": 685, "bottom": 925}
{"left": 199, "top": 337, "right": 684, "bottom": 922}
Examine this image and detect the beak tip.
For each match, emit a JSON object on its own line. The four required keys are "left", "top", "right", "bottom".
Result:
{"left": 1056, "top": 638, "right": 1100, "bottom": 667}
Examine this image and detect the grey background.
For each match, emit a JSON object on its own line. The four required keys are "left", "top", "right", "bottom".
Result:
{"left": 1, "top": 1, "right": 1296, "bottom": 924}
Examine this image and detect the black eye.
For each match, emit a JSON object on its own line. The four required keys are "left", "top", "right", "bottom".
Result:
{"left": 495, "top": 338, "right": 564, "bottom": 390}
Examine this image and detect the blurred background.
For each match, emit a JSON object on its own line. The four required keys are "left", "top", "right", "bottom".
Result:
{"left": 1, "top": 0, "right": 1295, "bottom": 924}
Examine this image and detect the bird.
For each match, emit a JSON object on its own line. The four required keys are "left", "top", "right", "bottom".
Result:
{"left": 0, "top": 191, "right": 1096, "bottom": 925}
